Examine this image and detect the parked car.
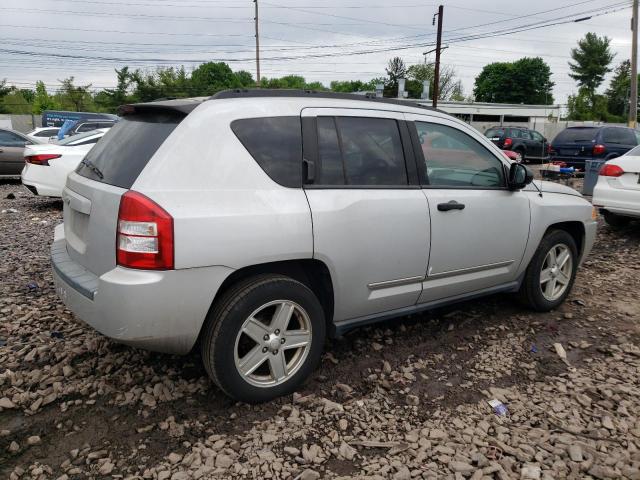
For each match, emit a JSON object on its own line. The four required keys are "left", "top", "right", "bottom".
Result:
{"left": 22, "top": 129, "right": 108, "bottom": 197}
{"left": 26, "top": 127, "right": 60, "bottom": 141}
{"left": 550, "top": 126, "right": 640, "bottom": 169}
{"left": 484, "top": 126, "right": 549, "bottom": 163}
{"left": 502, "top": 150, "right": 520, "bottom": 162}
{"left": 0, "top": 128, "right": 45, "bottom": 177}
{"left": 52, "top": 91, "right": 597, "bottom": 402}
{"left": 592, "top": 146, "right": 640, "bottom": 227}
{"left": 67, "top": 119, "right": 116, "bottom": 136}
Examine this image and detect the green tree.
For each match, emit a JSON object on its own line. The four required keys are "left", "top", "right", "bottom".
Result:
{"left": 1, "top": 90, "right": 32, "bottom": 114}
{"left": 406, "top": 64, "right": 464, "bottom": 101}
{"left": 567, "top": 88, "right": 611, "bottom": 121}
{"left": 605, "top": 60, "right": 632, "bottom": 120}
{"left": 55, "top": 77, "right": 94, "bottom": 111}
{"left": 191, "top": 62, "right": 236, "bottom": 95}
{"left": 568, "top": 32, "right": 614, "bottom": 106}
{"left": 32, "top": 81, "right": 59, "bottom": 114}
{"left": 129, "top": 67, "right": 190, "bottom": 101}
{"left": 473, "top": 57, "right": 554, "bottom": 104}
{"left": 384, "top": 56, "right": 407, "bottom": 97}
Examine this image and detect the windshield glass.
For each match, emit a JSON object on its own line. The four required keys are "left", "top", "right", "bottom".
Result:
{"left": 57, "top": 130, "right": 102, "bottom": 146}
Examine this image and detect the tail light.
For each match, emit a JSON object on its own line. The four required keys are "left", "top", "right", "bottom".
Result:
{"left": 503, "top": 138, "right": 513, "bottom": 148}
{"left": 25, "top": 153, "right": 61, "bottom": 166}
{"left": 116, "top": 191, "right": 174, "bottom": 270}
{"left": 599, "top": 164, "right": 624, "bottom": 177}
{"left": 592, "top": 144, "right": 606, "bottom": 155}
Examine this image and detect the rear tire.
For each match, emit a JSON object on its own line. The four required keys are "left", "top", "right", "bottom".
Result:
{"left": 201, "top": 274, "right": 326, "bottom": 403}
{"left": 603, "top": 211, "right": 631, "bottom": 228}
{"left": 518, "top": 230, "right": 578, "bottom": 312}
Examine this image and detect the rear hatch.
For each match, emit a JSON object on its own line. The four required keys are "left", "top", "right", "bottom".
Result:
{"left": 552, "top": 127, "right": 598, "bottom": 158}
{"left": 485, "top": 127, "right": 506, "bottom": 148}
{"left": 63, "top": 105, "right": 190, "bottom": 277}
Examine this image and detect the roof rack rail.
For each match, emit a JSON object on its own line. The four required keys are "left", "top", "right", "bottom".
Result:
{"left": 209, "top": 89, "right": 441, "bottom": 112}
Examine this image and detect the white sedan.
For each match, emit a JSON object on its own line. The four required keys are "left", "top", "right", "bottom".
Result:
{"left": 22, "top": 129, "right": 108, "bottom": 198}
{"left": 593, "top": 146, "right": 640, "bottom": 227}
{"left": 26, "top": 127, "right": 60, "bottom": 142}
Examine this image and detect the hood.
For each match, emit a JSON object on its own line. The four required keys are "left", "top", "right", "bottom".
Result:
{"left": 524, "top": 180, "right": 582, "bottom": 197}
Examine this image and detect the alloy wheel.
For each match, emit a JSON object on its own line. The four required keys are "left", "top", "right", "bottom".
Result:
{"left": 233, "top": 300, "right": 312, "bottom": 387}
{"left": 539, "top": 243, "right": 573, "bottom": 301}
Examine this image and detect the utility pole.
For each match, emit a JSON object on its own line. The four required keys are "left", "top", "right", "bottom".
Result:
{"left": 254, "top": 0, "right": 261, "bottom": 87}
{"left": 432, "top": 5, "right": 444, "bottom": 109}
{"left": 630, "top": 0, "right": 638, "bottom": 128}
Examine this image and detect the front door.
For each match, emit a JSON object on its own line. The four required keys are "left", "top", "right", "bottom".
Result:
{"left": 0, "top": 130, "right": 29, "bottom": 176}
{"left": 301, "top": 108, "right": 430, "bottom": 323}
{"left": 405, "top": 114, "right": 531, "bottom": 303}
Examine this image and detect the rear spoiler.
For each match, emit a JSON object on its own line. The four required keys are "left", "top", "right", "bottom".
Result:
{"left": 118, "top": 98, "right": 206, "bottom": 116}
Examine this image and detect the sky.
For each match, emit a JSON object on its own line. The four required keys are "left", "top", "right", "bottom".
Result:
{"left": 0, "top": 0, "right": 634, "bottom": 106}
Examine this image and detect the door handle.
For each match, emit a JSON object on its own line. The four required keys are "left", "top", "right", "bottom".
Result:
{"left": 438, "top": 200, "right": 465, "bottom": 212}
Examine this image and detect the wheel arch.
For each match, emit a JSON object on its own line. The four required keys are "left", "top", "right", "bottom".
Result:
{"left": 543, "top": 221, "right": 585, "bottom": 260}
{"left": 204, "top": 259, "right": 335, "bottom": 337}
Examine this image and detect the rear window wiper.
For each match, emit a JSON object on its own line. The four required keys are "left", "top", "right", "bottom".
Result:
{"left": 80, "top": 158, "right": 104, "bottom": 179}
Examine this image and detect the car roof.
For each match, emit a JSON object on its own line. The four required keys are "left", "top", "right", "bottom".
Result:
{"left": 119, "top": 89, "right": 446, "bottom": 117}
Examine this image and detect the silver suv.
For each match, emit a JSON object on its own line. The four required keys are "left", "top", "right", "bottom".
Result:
{"left": 52, "top": 90, "right": 597, "bottom": 402}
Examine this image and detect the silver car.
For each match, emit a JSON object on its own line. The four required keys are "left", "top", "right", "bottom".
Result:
{"left": 52, "top": 91, "right": 597, "bottom": 402}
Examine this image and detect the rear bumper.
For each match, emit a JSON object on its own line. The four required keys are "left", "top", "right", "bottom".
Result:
{"left": 593, "top": 180, "right": 640, "bottom": 218}
{"left": 51, "top": 224, "right": 233, "bottom": 354}
{"left": 21, "top": 164, "right": 64, "bottom": 198}
{"left": 550, "top": 156, "right": 589, "bottom": 168}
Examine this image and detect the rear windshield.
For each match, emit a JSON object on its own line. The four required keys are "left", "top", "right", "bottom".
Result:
{"left": 76, "top": 112, "right": 182, "bottom": 188}
{"left": 485, "top": 128, "right": 505, "bottom": 138}
{"left": 554, "top": 128, "right": 598, "bottom": 143}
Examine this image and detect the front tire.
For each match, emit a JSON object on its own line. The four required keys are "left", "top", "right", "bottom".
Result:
{"left": 518, "top": 230, "right": 578, "bottom": 311}
{"left": 201, "top": 275, "right": 326, "bottom": 403}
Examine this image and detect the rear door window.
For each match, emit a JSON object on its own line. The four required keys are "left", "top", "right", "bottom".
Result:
{"left": 76, "top": 112, "right": 183, "bottom": 188}
{"left": 602, "top": 128, "right": 636, "bottom": 145}
{"left": 231, "top": 116, "right": 302, "bottom": 188}
{"left": 313, "top": 116, "right": 409, "bottom": 186}
{"left": 0, "top": 131, "right": 27, "bottom": 146}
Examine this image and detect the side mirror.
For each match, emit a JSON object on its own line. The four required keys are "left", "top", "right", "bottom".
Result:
{"left": 508, "top": 163, "right": 534, "bottom": 190}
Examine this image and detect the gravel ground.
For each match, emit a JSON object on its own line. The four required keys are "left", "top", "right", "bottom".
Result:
{"left": 1, "top": 178, "right": 640, "bottom": 480}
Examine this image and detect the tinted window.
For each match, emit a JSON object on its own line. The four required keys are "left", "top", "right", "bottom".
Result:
{"left": 485, "top": 128, "right": 505, "bottom": 138}
{"left": 336, "top": 117, "right": 407, "bottom": 185}
{"left": 510, "top": 129, "right": 522, "bottom": 139}
{"left": 76, "top": 112, "right": 182, "bottom": 188}
{"left": 554, "top": 128, "right": 598, "bottom": 143}
{"left": 520, "top": 130, "right": 532, "bottom": 140}
{"left": 0, "top": 131, "right": 26, "bottom": 147}
{"left": 602, "top": 128, "right": 636, "bottom": 145}
{"left": 35, "top": 129, "right": 58, "bottom": 137}
{"left": 316, "top": 117, "right": 345, "bottom": 185}
{"left": 231, "top": 116, "right": 302, "bottom": 188}
{"left": 97, "top": 122, "right": 115, "bottom": 129}
{"left": 415, "top": 121, "right": 505, "bottom": 188}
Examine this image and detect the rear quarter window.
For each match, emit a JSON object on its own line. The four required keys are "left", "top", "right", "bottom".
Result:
{"left": 485, "top": 128, "right": 504, "bottom": 138}
{"left": 231, "top": 116, "right": 302, "bottom": 188}
{"left": 76, "top": 112, "right": 182, "bottom": 188}
{"left": 602, "top": 128, "right": 636, "bottom": 145}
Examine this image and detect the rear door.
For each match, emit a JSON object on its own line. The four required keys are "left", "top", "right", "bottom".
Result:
{"left": 0, "top": 130, "right": 30, "bottom": 175}
{"left": 301, "top": 108, "right": 430, "bottom": 323}
{"left": 530, "top": 130, "right": 547, "bottom": 159}
{"left": 64, "top": 110, "right": 184, "bottom": 276}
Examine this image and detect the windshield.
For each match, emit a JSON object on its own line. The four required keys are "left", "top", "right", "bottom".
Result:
{"left": 554, "top": 128, "right": 598, "bottom": 143}
{"left": 57, "top": 130, "right": 102, "bottom": 146}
